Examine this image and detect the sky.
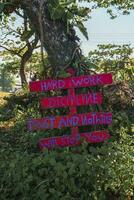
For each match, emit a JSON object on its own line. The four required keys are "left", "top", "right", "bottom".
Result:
{"left": 76, "top": 8, "right": 134, "bottom": 55}
{"left": 0, "top": 5, "right": 134, "bottom": 57}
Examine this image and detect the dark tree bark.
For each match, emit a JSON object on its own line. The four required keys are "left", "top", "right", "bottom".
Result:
{"left": 20, "top": 0, "right": 81, "bottom": 73}
{"left": 20, "top": 36, "right": 38, "bottom": 86}
{"left": 0, "top": 9, "right": 39, "bottom": 86}
{"left": 20, "top": 13, "right": 39, "bottom": 86}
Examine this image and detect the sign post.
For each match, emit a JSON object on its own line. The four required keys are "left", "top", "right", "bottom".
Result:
{"left": 27, "top": 73, "right": 113, "bottom": 150}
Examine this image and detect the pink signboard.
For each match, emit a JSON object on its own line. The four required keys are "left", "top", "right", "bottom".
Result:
{"left": 27, "top": 72, "right": 113, "bottom": 150}
{"left": 40, "top": 93, "right": 102, "bottom": 109}
{"left": 81, "top": 131, "right": 110, "bottom": 143}
{"left": 27, "top": 112, "right": 112, "bottom": 131}
{"left": 29, "top": 73, "right": 112, "bottom": 92}
{"left": 38, "top": 131, "right": 110, "bottom": 150}
{"left": 38, "top": 134, "right": 81, "bottom": 150}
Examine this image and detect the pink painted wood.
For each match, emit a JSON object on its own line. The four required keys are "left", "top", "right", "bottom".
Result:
{"left": 40, "top": 93, "right": 102, "bottom": 109}
{"left": 38, "top": 134, "right": 81, "bottom": 150}
{"left": 27, "top": 112, "right": 112, "bottom": 131}
{"left": 37, "top": 131, "right": 110, "bottom": 150}
{"left": 29, "top": 73, "right": 112, "bottom": 92}
{"left": 68, "top": 88, "right": 78, "bottom": 137}
{"left": 81, "top": 131, "right": 110, "bottom": 143}
{"left": 28, "top": 71, "right": 113, "bottom": 150}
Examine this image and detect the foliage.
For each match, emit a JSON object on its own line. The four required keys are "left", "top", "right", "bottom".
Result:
{"left": 0, "top": 12, "right": 39, "bottom": 85}
{"left": 81, "top": 0, "right": 134, "bottom": 18}
{"left": 48, "top": 0, "right": 90, "bottom": 39}
{"left": 0, "top": 92, "right": 10, "bottom": 106}
{"left": 0, "top": 0, "right": 134, "bottom": 40}
{"left": 0, "top": 64, "right": 15, "bottom": 92}
{"left": 88, "top": 44, "right": 134, "bottom": 85}
{"left": 0, "top": 52, "right": 134, "bottom": 199}
{"left": 0, "top": 87, "right": 134, "bottom": 200}
{"left": 0, "top": 138, "right": 134, "bottom": 200}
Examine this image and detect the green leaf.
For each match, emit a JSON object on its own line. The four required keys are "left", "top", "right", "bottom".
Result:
{"left": 0, "top": 3, "right": 4, "bottom": 14}
{"left": 78, "top": 7, "right": 90, "bottom": 17}
{"left": 57, "top": 69, "right": 70, "bottom": 78}
{"left": 76, "top": 20, "right": 88, "bottom": 40}
{"left": 21, "top": 29, "right": 34, "bottom": 41}
{"left": 48, "top": 0, "right": 64, "bottom": 20}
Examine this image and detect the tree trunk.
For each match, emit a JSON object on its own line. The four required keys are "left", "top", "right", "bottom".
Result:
{"left": 21, "top": 0, "right": 81, "bottom": 73}
{"left": 20, "top": 39, "right": 38, "bottom": 86}
{"left": 20, "top": 59, "right": 28, "bottom": 86}
{"left": 19, "top": 12, "right": 39, "bottom": 86}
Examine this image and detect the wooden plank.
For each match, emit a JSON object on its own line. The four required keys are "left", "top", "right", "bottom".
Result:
{"left": 67, "top": 88, "right": 77, "bottom": 114}
{"left": 81, "top": 131, "right": 110, "bottom": 143}
{"left": 37, "top": 130, "right": 110, "bottom": 150}
{"left": 40, "top": 93, "right": 102, "bottom": 109}
{"left": 38, "top": 134, "right": 81, "bottom": 150}
{"left": 29, "top": 73, "right": 112, "bottom": 92}
{"left": 27, "top": 112, "right": 112, "bottom": 131}
{"left": 68, "top": 88, "right": 78, "bottom": 136}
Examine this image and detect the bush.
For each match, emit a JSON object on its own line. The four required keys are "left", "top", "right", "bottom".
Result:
{"left": 0, "top": 65, "right": 133, "bottom": 199}
{"left": 0, "top": 135, "right": 134, "bottom": 200}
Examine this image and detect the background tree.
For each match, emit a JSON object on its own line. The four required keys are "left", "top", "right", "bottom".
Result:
{"left": 88, "top": 44, "right": 134, "bottom": 83}
{"left": 87, "top": 44, "right": 134, "bottom": 117}
{"left": 0, "top": 11, "right": 39, "bottom": 86}
{"left": 0, "top": 49, "right": 48, "bottom": 90}
{"left": 0, "top": 0, "right": 133, "bottom": 76}
{"left": 0, "top": 63, "right": 15, "bottom": 92}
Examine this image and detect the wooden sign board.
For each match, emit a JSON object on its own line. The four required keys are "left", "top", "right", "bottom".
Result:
{"left": 40, "top": 93, "right": 102, "bottom": 109}
{"left": 27, "top": 112, "right": 112, "bottom": 131}
{"left": 29, "top": 73, "right": 112, "bottom": 92}
{"left": 38, "top": 131, "right": 110, "bottom": 150}
{"left": 27, "top": 72, "right": 113, "bottom": 150}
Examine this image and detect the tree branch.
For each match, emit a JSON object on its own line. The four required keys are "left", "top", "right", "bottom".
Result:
{"left": 0, "top": 45, "right": 22, "bottom": 58}
{"left": 15, "top": 10, "right": 24, "bottom": 18}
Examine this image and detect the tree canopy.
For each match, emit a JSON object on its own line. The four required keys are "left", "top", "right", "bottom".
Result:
{"left": 0, "top": 0, "right": 134, "bottom": 74}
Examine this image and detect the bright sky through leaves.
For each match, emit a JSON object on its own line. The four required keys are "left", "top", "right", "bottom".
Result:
{"left": 77, "top": 7, "right": 134, "bottom": 55}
